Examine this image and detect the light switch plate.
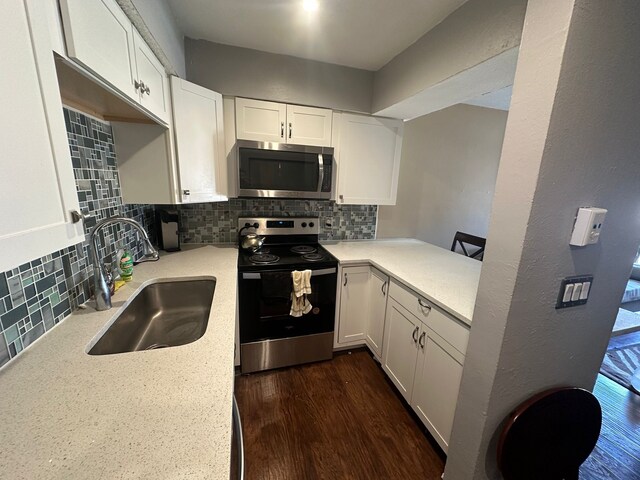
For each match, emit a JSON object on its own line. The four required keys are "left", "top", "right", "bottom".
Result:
{"left": 556, "top": 275, "right": 594, "bottom": 309}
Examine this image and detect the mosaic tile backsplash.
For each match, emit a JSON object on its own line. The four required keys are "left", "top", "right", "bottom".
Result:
{"left": 161, "top": 200, "right": 377, "bottom": 245}
{"left": 0, "top": 108, "right": 153, "bottom": 368}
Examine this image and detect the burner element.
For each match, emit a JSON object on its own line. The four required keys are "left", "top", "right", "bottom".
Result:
{"left": 249, "top": 253, "right": 280, "bottom": 264}
{"left": 302, "top": 253, "right": 326, "bottom": 262}
{"left": 291, "top": 245, "right": 317, "bottom": 254}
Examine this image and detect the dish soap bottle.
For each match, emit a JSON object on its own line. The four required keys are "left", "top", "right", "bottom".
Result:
{"left": 118, "top": 249, "right": 134, "bottom": 282}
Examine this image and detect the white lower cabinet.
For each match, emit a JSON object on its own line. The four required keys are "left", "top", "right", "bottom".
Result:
{"left": 337, "top": 266, "right": 370, "bottom": 344}
{"left": 381, "top": 298, "right": 420, "bottom": 401}
{"left": 412, "top": 327, "right": 465, "bottom": 451}
{"left": 381, "top": 280, "right": 469, "bottom": 453}
{"left": 366, "top": 268, "right": 388, "bottom": 358}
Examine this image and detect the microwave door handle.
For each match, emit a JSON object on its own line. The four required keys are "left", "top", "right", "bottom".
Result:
{"left": 317, "top": 154, "right": 324, "bottom": 193}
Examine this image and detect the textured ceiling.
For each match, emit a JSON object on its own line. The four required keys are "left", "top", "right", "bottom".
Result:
{"left": 167, "top": 0, "right": 468, "bottom": 70}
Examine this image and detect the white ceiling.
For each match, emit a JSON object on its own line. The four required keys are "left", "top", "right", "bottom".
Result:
{"left": 167, "top": 0, "right": 469, "bottom": 71}
{"left": 464, "top": 85, "right": 513, "bottom": 111}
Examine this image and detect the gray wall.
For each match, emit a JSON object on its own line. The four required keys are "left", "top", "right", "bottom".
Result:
{"left": 185, "top": 39, "right": 374, "bottom": 113}
{"left": 377, "top": 104, "right": 508, "bottom": 248}
{"left": 445, "top": 0, "right": 640, "bottom": 477}
{"left": 129, "top": 0, "right": 186, "bottom": 77}
{"left": 372, "top": 0, "right": 527, "bottom": 114}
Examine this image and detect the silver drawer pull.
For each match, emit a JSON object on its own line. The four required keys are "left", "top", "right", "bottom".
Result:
{"left": 418, "top": 298, "right": 431, "bottom": 312}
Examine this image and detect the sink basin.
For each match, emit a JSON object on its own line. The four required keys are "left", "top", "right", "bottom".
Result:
{"left": 88, "top": 278, "right": 215, "bottom": 355}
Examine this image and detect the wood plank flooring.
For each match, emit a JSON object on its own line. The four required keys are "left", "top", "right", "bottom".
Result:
{"left": 235, "top": 350, "right": 445, "bottom": 480}
{"left": 235, "top": 352, "right": 640, "bottom": 480}
{"left": 581, "top": 374, "right": 640, "bottom": 479}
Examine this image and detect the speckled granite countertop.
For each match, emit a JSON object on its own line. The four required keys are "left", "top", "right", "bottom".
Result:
{"left": 0, "top": 245, "right": 238, "bottom": 480}
{"left": 323, "top": 239, "right": 481, "bottom": 325}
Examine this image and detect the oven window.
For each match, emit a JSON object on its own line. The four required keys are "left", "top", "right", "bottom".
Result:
{"left": 239, "top": 148, "right": 319, "bottom": 192}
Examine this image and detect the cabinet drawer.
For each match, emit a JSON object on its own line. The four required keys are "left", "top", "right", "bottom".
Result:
{"left": 389, "top": 280, "right": 469, "bottom": 355}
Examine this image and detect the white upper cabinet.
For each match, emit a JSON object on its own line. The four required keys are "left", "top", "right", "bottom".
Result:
{"left": 115, "top": 77, "right": 228, "bottom": 205}
{"left": 172, "top": 78, "right": 228, "bottom": 203}
{"left": 286, "top": 104, "right": 333, "bottom": 146}
{"left": 59, "top": 0, "right": 138, "bottom": 100}
{"left": 235, "top": 98, "right": 332, "bottom": 146}
{"left": 59, "top": 0, "right": 169, "bottom": 123}
{"left": 333, "top": 113, "right": 403, "bottom": 205}
{"left": 235, "top": 98, "right": 287, "bottom": 143}
{"left": 0, "top": 0, "right": 84, "bottom": 272}
{"left": 132, "top": 29, "right": 170, "bottom": 123}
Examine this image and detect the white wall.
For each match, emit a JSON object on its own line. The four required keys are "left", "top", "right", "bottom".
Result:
{"left": 185, "top": 39, "right": 374, "bottom": 113}
{"left": 377, "top": 104, "right": 508, "bottom": 249}
{"left": 129, "top": 0, "right": 186, "bottom": 77}
{"left": 446, "top": 0, "right": 640, "bottom": 477}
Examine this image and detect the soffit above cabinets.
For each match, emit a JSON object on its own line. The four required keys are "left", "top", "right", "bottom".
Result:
{"left": 167, "top": 0, "right": 468, "bottom": 71}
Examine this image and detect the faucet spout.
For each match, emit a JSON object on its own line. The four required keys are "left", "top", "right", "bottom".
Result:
{"left": 89, "top": 216, "right": 159, "bottom": 311}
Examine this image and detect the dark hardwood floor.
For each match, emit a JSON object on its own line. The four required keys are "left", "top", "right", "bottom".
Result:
{"left": 235, "top": 350, "right": 445, "bottom": 480}
{"left": 581, "top": 374, "right": 640, "bottom": 479}
{"left": 235, "top": 352, "right": 640, "bottom": 480}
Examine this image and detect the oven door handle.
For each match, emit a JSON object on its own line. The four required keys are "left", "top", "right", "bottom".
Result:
{"left": 317, "top": 154, "right": 324, "bottom": 193}
{"left": 242, "top": 268, "right": 336, "bottom": 280}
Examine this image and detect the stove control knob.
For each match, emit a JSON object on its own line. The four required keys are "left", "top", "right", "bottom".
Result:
{"left": 301, "top": 222, "right": 307, "bottom": 228}
{"left": 244, "top": 222, "right": 250, "bottom": 227}
{"left": 253, "top": 222, "right": 259, "bottom": 228}
{"left": 309, "top": 222, "right": 315, "bottom": 228}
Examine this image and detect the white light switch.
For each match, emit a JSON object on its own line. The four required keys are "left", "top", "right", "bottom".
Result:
{"left": 571, "top": 283, "right": 582, "bottom": 301}
{"left": 579, "top": 282, "right": 591, "bottom": 300}
{"left": 563, "top": 284, "right": 574, "bottom": 303}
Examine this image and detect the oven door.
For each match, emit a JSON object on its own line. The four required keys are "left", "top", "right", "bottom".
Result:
{"left": 237, "top": 141, "right": 333, "bottom": 199}
{"left": 238, "top": 267, "right": 337, "bottom": 344}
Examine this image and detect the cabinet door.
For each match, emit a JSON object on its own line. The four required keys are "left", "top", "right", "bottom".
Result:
{"left": 367, "top": 268, "right": 388, "bottom": 358}
{"left": 286, "top": 104, "right": 332, "bottom": 146}
{"left": 337, "top": 266, "right": 370, "bottom": 344}
{"left": 412, "top": 328, "right": 465, "bottom": 452}
{"left": 382, "top": 299, "right": 420, "bottom": 401}
{"left": 235, "top": 98, "right": 286, "bottom": 143}
{"left": 335, "top": 113, "right": 403, "bottom": 205}
{"left": 59, "top": 0, "right": 138, "bottom": 101}
{"left": 172, "top": 77, "right": 228, "bottom": 203}
{"left": 133, "top": 29, "right": 169, "bottom": 123}
{"left": 0, "top": 0, "right": 84, "bottom": 272}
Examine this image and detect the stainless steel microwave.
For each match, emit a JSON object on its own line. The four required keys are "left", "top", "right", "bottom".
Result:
{"left": 237, "top": 140, "right": 334, "bottom": 199}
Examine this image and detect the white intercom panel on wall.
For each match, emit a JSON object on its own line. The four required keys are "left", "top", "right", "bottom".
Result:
{"left": 570, "top": 207, "right": 607, "bottom": 246}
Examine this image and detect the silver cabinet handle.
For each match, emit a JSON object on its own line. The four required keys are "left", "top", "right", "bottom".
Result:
{"left": 289, "top": 122, "right": 292, "bottom": 139}
{"left": 70, "top": 210, "right": 93, "bottom": 224}
{"left": 381, "top": 281, "right": 387, "bottom": 296}
{"left": 134, "top": 80, "right": 142, "bottom": 90}
{"left": 143, "top": 84, "right": 150, "bottom": 95}
{"left": 183, "top": 189, "right": 191, "bottom": 196}
{"left": 412, "top": 326, "right": 419, "bottom": 343}
{"left": 343, "top": 273, "right": 348, "bottom": 286}
{"left": 280, "top": 122, "right": 284, "bottom": 138}
{"left": 419, "top": 331, "right": 426, "bottom": 349}
{"left": 418, "top": 298, "right": 431, "bottom": 312}
{"left": 339, "top": 194, "right": 344, "bottom": 203}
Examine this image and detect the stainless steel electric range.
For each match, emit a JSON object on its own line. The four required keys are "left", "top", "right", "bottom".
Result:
{"left": 237, "top": 217, "right": 338, "bottom": 374}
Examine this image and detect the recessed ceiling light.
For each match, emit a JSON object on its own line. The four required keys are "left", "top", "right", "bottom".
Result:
{"left": 303, "top": 0, "right": 319, "bottom": 12}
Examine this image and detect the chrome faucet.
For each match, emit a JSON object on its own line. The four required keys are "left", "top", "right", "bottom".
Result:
{"left": 89, "top": 216, "right": 159, "bottom": 311}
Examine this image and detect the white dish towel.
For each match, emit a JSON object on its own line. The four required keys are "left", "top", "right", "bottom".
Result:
{"left": 290, "top": 270, "right": 312, "bottom": 317}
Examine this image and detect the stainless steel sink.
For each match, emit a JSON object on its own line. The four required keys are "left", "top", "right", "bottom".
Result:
{"left": 88, "top": 278, "right": 215, "bottom": 355}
